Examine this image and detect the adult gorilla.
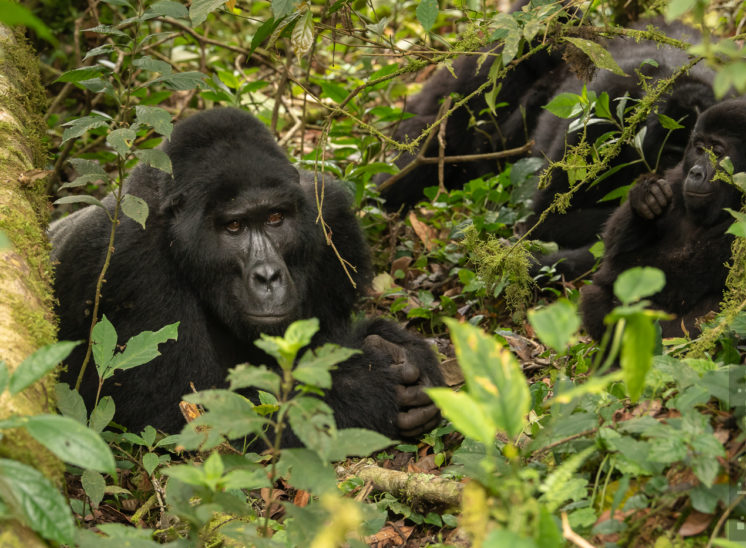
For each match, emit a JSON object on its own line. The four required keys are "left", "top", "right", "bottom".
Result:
{"left": 525, "top": 23, "right": 716, "bottom": 279}
{"left": 52, "top": 108, "right": 444, "bottom": 445}
{"left": 580, "top": 98, "right": 746, "bottom": 340}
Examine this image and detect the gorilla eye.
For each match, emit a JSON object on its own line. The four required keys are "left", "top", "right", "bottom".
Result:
{"left": 225, "top": 220, "right": 242, "bottom": 234}
{"left": 266, "top": 212, "right": 284, "bottom": 226}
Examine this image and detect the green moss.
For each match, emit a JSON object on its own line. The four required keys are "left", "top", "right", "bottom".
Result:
{"left": 0, "top": 429, "right": 64, "bottom": 486}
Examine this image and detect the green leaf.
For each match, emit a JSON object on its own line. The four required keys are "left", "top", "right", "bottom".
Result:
{"left": 23, "top": 415, "right": 116, "bottom": 474}
{"left": 255, "top": 318, "right": 319, "bottom": 370}
{"left": 182, "top": 389, "right": 267, "bottom": 444}
{"left": 54, "top": 67, "right": 105, "bottom": 84}
{"left": 666, "top": 0, "right": 696, "bottom": 21}
{"left": 726, "top": 208, "right": 746, "bottom": 238}
{"left": 164, "top": 464, "right": 208, "bottom": 487}
{"left": 287, "top": 396, "right": 336, "bottom": 456}
{"left": 228, "top": 364, "right": 281, "bottom": 394}
{"left": 543, "top": 93, "right": 582, "bottom": 118}
{"left": 81, "top": 470, "right": 106, "bottom": 509}
{"left": 132, "top": 55, "right": 172, "bottom": 74}
{"left": 427, "top": 388, "right": 496, "bottom": 446}
{"left": 294, "top": 344, "right": 359, "bottom": 389}
{"left": 272, "top": 0, "right": 296, "bottom": 18}
{"left": 121, "top": 193, "right": 149, "bottom": 229}
{"left": 621, "top": 315, "right": 654, "bottom": 401}
{"left": 135, "top": 105, "right": 173, "bottom": 138}
{"left": 326, "top": 428, "right": 393, "bottom": 461}
{"left": 416, "top": 0, "right": 438, "bottom": 31}
{"left": 291, "top": 8, "right": 314, "bottom": 56}
{"left": 53, "top": 195, "right": 107, "bottom": 210}
{"left": 0, "top": 0, "right": 56, "bottom": 43}
{"left": 9, "top": 341, "right": 80, "bottom": 395}
{"left": 189, "top": 0, "right": 225, "bottom": 25}
{"left": 613, "top": 267, "right": 666, "bottom": 305}
{"left": 92, "top": 314, "right": 118, "bottom": 375}
{"left": 60, "top": 173, "right": 109, "bottom": 190}
{"left": 61, "top": 114, "right": 111, "bottom": 143}
{"left": 658, "top": 113, "right": 684, "bottom": 130}
{"left": 106, "top": 128, "right": 136, "bottom": 156}
{"left": 221, "top": 468, "right": 271, "bottom": 490}
{"left": 68, "top": 158, "right": 107, "bottom": 176}
{"left": 0, "top": 459, "right": 75, "bottom": 544}
{"left": 108, "top": 322, "right": 179, "bottom": 375}
{"left": 146, "top": 0, "right": 189, "bottom": 18}
{"left": 444, "top": 319, "right": 530, "bottom": 440}
{"left": 276, "top": 448, "right": 337, "bottom": 494}
{"left": 564, "top": 37, "right": 626, "bottom": 76}
{"left": 150, "top": 71, "right": 207, "bottom": 91}
{"left": 134, "top": 148, "right": 172, "bottom": 174}
{"left": 317, "top": 80, "right": 348, "bottom": 104}
{"left": 54, "top": 383, "right": 87, "bottom": 424}
{"left": 89, "top": 396, "right": 115, "bottom": 433}
{"left": 528, "top": 299, "right": 580, "bottom": 352}
{"left": 142, "top": 452, "right": 160, "bottom": 476}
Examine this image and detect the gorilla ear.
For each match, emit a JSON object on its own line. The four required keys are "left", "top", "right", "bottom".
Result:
{"left": 160, "top": 193, "right": 185, "bottom": 217}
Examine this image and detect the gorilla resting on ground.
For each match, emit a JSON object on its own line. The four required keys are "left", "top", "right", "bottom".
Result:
{"left": 525, "top": 22, "right": 716, "bottom": 279}
{"left": 51, "top": 108, "right": 444, "bottom": 445}
{"left": 580, "top": 98, "right": 746, "bottom": 340}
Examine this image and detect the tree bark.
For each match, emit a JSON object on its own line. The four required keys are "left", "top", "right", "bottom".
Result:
{"left": 0, "top": 25, "right": 62, "bottom": 547}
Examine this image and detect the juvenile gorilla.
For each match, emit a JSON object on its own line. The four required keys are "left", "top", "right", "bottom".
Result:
{"left": 580, "top": 99, "right": 746, "bottom": 340}
{"left": 52, "top": 108, "right": 444, "bottom": 444}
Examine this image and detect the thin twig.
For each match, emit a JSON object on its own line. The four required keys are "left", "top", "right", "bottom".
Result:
{"left": 562, "top": 512, "right": 596, "bottom": 548}
{"left": 436, "top": 96, "right": 451, "bottom": 199}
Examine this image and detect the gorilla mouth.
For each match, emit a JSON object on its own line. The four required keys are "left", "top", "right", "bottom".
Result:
{"left": 685, "top": 190, "right": 713, "bottom": 197}
{"left": 245, "top": 312, "right": 293, "bottom": 325}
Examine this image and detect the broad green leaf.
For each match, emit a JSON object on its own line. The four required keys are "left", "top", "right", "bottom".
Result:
{"left": 0, "top": 459, "right": 75, "bottom": 544}
{"left": 163, "top": 464, "right": 208, "bottom": 487}
{"left": 61, "top": 114, "right": 110, "bottom": 143}
{"left": 83, "top": 24, "right": 129, "bottom": 38}
{"left": 151, "top": 71, "right": 207, "bottom": 91}
{"left": 53, "top": 195, "right": 107, "bottom": 210}
{"left": 9, "top": 341, "right": 80, "bottom": 395}
{"left": 183, "top": 389, "right": 267, "bottom": 443}
{"left": 142, "top": 452, "right": 159, "bottom": 476}
{"left": 60, "top": 173, "right": 109, "bottom": 189}
{"left": 81, "top": 470, "right": 105, "bottom": 509}
{"left": 294, "top": 344, "right": 359, "bottom": 389}
{"left": 621, "top": 315, "right": 654, "bottom": 401}
{"left": 416, "top": 0, "right": 438, "bottom": 31}
{"left": 445, "top": 319, "right": 530, "bottom": 440}
{"left": 221, "top": 468, "right": 271, "bottom": 490}
{"left": 276, "top": 448, "right": 337, "bottom": 493}
{"left": 132, "top": 55, "right": 172, "bottom": 74}
{"left": 227, "top": 364, "right": 281, "bottom": 394}
{"left": 89, "top": 396, "right": 115, "bottom": 433}
{"left": 287, "top": 396, "right": 336, "bottom": 456}
{"left": 564, "top": 37, "right": 626, "bottom": 76}
{"left": 326, "top": 428, "right": 392, "bottom": 461}
{"left": 108, "top": 322, "right": 179, "bottom": 375}
{"left": 68, "top": 158, "right": 107, "bottom": 175}
{"left": 666, "top": 0, "right": 696, "bottom": 21}
{"left": 135, "top": 148, "right": 172, "bottom": 174}
{"left": 54, "top": 67, "right": 105, "bottom": 84}
{"left": 427, "top": 388, "right": 496, "bottom": 446}
{"left": 54, "top": 382, "right": 87, "bottom": 424}
{"left": 92, "top": 314, "right": 118, "bottom": 374}
{"left": 543, "top": 93, "right": 582, "bottom": 118}
{"left": 250, "top": 16, "right": 278, "bottom": 55}
{"left": 726, "top": 208, "right": 746, "bottom": 238}
{"left": 528, "top": 299, "right": 580, "bottom": 352}
{"left": 121, "top": 193, "right": 149, "bottom": 229}
{"left": 658, "top": 113, "right": 684, "bottom": 130}
{"left": 142, "top": 425, "right": 157, "bottom": 448}
{"left": 318, "top": 80, "right": 347, "bottom": 104}
{"left": 291, "top": 8, "right": 314, "bottom": 56}
{"left": 0, "top": 0, "right": 56, "bottom": 43}
{"left": 256, "top": 318, "right": 319, "bottom": 370}
{"left": 23, "top": 415, "right": 116, "bottom": 474}
{"left": 106, "top": 128, "right": 135, "bottom": 157}
{"left": 613, "top": 266, "right": 666, "bottom": 305}
{"left": 135, "top": 105, "right": 173, "bottom": 138}
{"left": 146, "top": 0, "right": 189, "bottom": 19}
{"left": 189, "top": 0, "right": 225, "bottom": 26}
{"left": 595, "top": 91, "right": 612, "bottom": 120}
{"left": 203, "top": 451, "right": 224, "bottom": 487}
{"left": 272, "top": 0, "right": 296, "bottom": 18}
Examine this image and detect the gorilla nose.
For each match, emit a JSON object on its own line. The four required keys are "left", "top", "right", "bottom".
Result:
{"left": 250, "top": 263, "right": 285, "bottom": 293}
{"left": 687, "top": 164, "right": 705, "bottom": 182}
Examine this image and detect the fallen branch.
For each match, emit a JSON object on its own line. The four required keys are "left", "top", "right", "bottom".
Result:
{"left": 349, "top": 462, "right": 462, "bottom": 508}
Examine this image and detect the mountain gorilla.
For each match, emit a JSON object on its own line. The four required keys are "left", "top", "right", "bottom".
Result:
{"left": 580, "top": 99, "right": 746, "bottom": 340}
{"left": 524, "top": 27, "right": 716, "bottom": 279}
{"left": 51, "top": 108, "right": 444, "bottom": 445}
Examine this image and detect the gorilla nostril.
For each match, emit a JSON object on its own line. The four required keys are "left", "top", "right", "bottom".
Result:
{"left": 251, "top": 264, "right": 283, "bottom": 290}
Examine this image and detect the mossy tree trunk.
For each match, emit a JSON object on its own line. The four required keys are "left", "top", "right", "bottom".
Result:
{"left": 0, "top": 25, "right": 63, "bottom": 547}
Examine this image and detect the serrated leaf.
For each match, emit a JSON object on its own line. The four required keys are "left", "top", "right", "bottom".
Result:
{"left": 427, "top": 388, "right": 495, "bottom": 446}
{"left": 227, "top": 364, "right": 281, "bottom": 394}
{"left": 9, "top": 341, "right": 80, "bottom": 395}
{"left": 293, "top": 344, "right": 359, "bottom": 389}
{"left": 142, "top": 452, "right": 159, "bottom": 476}
{"left": 81, "top": 470, "right": 106, "bottom": 509}
{"left": 132, "top": 55, "right": 172, "bottom": 74}
{"left": 23, "top": 415, "right": 116, "bottom": 474}
{"left": 135, "top": 105, "right": 173, "bottom": 138}
{"left": 0, "top": 459, "right": 75, "bottom": 544}
{"left": 565, "top": 37, "right": 626, "bottom": 76}
{"left": 416, "top": 0, "right": 438, "bottom": 31}
{"left": 53, "top": 195, "right": 107, "bottom": 210}
{"left": 135, "top": 148, "right": 173, "bottom": 174}
{"left": 613, "top": 266, "right": 666, "bottom": 305}
{"left": 92, "top": 315, "right": 118, "bottom": 374}
{"left": 61, "top": 114, "right": 110, "bottom": 143}
{"left": 89, "top": 396, "right": 115, "bottom": 433}
{"left": 106, "top": 127, "right": 136, "bottom": 156}
{"left": 327, "top": 428, "right": 393, "bottom": 461}
{"left": 528, "top": 299, "right": 580, "bottom": 353}
{"left": 150, "top": 71, "right": 207, "bottom": 91}
{"left": 54, "top": 383, "right": 87, "bottom": 424}
{"left": 121, "top": 193, "right": 149, "bottom": 229}
{"left": 108, "top": 322, "right": 179, "bottom": 375}
{"left": 291, "top": 8, "right": 314, "bottom": 56}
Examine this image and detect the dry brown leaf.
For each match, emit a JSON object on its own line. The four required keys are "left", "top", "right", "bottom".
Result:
{"left": 679, "top": 510, "right": 713, "bottom": 537}
{"left": 408, "top": 211, "right": 436, "bottom": 251}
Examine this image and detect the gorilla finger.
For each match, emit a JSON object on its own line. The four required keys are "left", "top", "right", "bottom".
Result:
{"left": 399, "top": 414, "right": 442, "bottom": 438}
{"left": 638, "top": 202, "right": 654, "bottom": 219}
{"left": 645, "top": 194, "right": 662, "bottom": 215}
{"left": 396, "top": 404, "right": 440, "bottom": 432}
{"left": 396, "top": 384, "right": 432, "bottom": 407}
{"left": 648, "top": 184, "right": 669, "bottom": 210}
{"left": 390, "top": 360, "right": 421, "bottom": 384}
{"left": 659, "top": 178, "right": 673, "bottom": 199}
{"left": 363, "top": 334, "right": 406, "bottom": 364}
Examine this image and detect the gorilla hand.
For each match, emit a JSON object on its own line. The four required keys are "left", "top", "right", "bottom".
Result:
{"left": 362, "top": 334, "right": 442, "bottom": 438}
{"left": 629, "top": 174, "right": 673, "bottom": 220}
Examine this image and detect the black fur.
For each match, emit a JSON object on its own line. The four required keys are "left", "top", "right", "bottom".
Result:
{"left": 580, "top": 99, "right": 746, "bottom": 339}
{"left": 51, "top": 108, "right": 443, "bottom": 444}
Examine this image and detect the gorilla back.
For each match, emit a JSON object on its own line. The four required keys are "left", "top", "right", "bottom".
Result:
{"left": 52, "top": 108, "right": 443, "bottom": 443}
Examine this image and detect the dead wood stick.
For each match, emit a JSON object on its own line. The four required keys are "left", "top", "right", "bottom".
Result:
{"left": 352, "top": 463, "right": 463, "bottom": 507}
{"left": 436, "top": 96, "right": 452, "bottom": 199}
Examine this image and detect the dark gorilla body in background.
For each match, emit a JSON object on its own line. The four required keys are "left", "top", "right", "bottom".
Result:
{"left": 580, "top": 99, "right": 746, "bottom": 340}
{"left": 52, "top": 108, "right": 444, "bottom": 445}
